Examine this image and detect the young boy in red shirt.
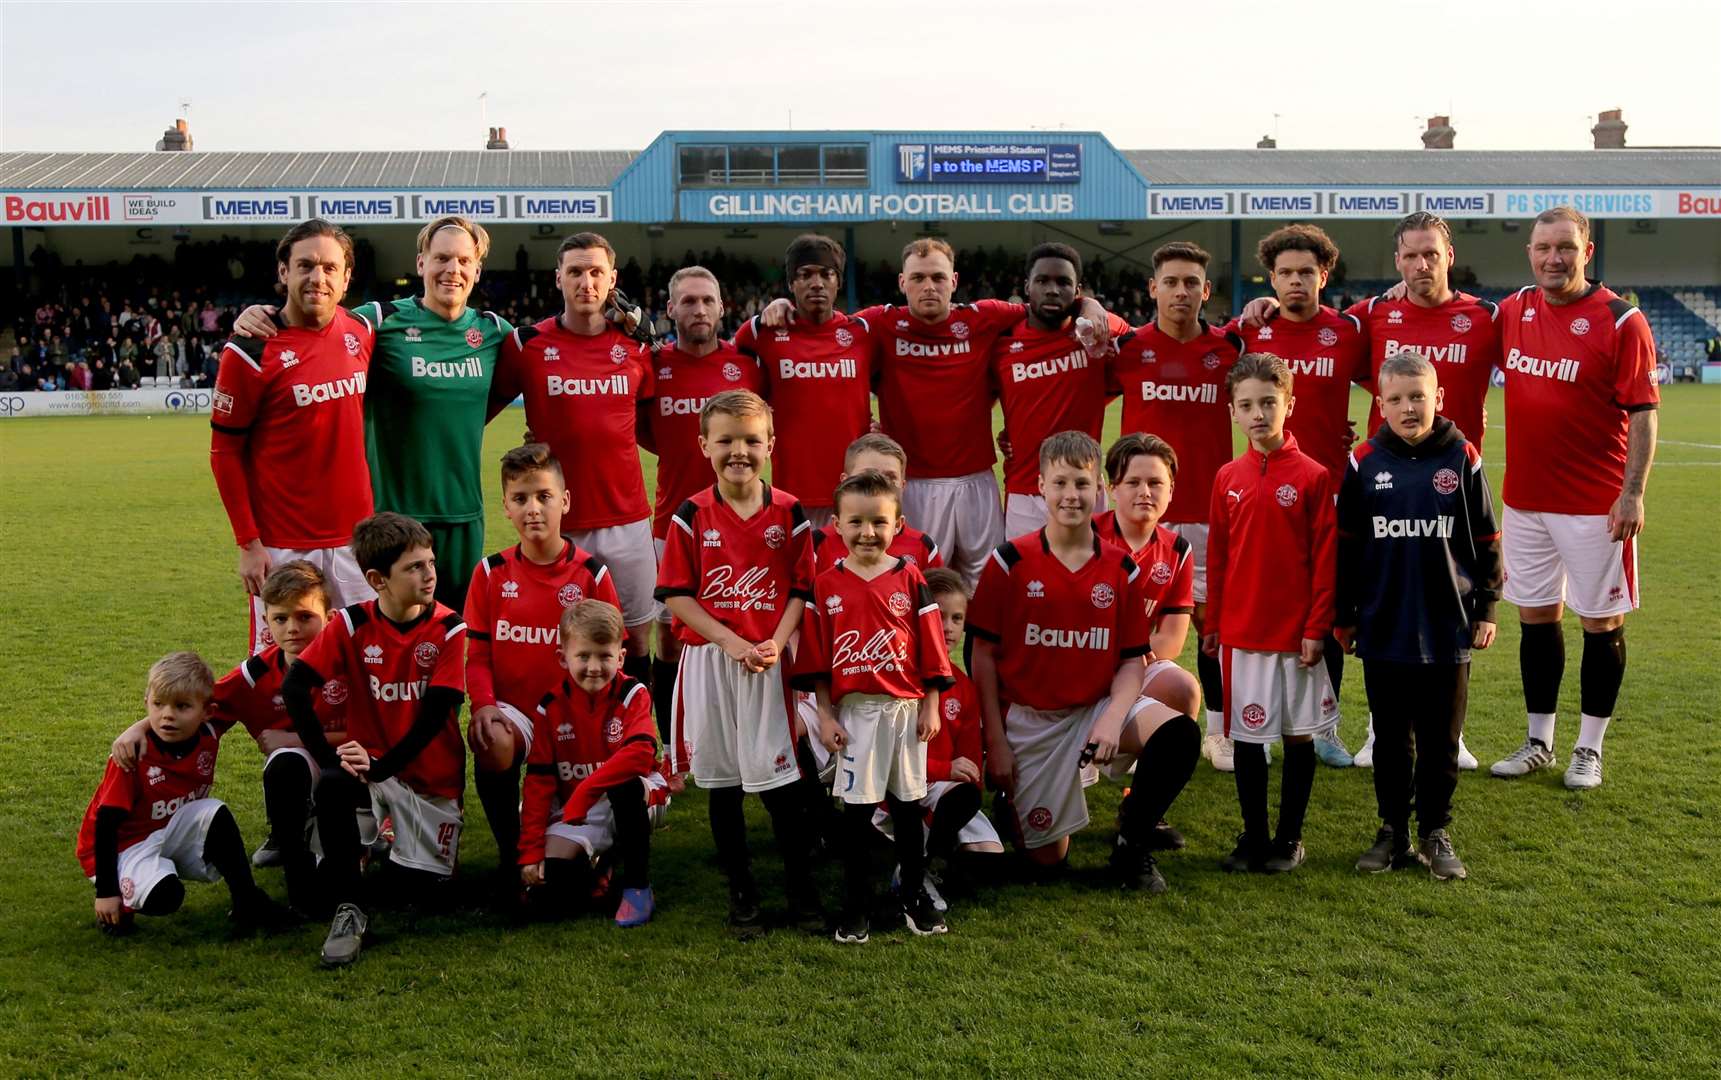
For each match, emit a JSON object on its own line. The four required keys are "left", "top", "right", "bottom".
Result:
{"left": 655, "top": 390, "right": 823, "bottom": 938}
{"left": 111, "top": 561, "right": 348, "bottom": 914}
{"left": 519, "top": 600, "right": 668, "bottom": 927}
{"left": 796, "top": 470, "right": 954, "bottom": 942}
{"left": 77, "top": 652, "right": 286, "bottom": 936}
{"left": 1202, "top": 353, "right": 1341, "bottom": 874}
{"left": 464, "top": 443, "right": 620, "bottom": 896}
{"left": 969, "top": 431, "right": 1202, "bottom": 893}
{"left": 283, "top": 512, "right": 468, "bottom": 967}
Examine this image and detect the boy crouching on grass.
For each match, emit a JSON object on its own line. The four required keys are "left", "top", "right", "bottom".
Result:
{"left": 795, "top": 470, "right": 955, "bottom": 943}
{"left": 1336, "top": 350, "right": 1500, "bottom": 880}
{"left": 78, "top": 652, "right": 288, "bottom": 936}
{"left": 1203, "top": 353, "right": 1339, "bottom": 875}
{"left": 969, "top": 432, "right": 1202, "bottom": 894}
{"left": 111, "top": 561, "right": 348, "bottom": 916}
{"left": 282, "top": 512, "right": 468, "bottom": 967}
{"left": 519, "top": 600, "right": 668, "bottom": 927}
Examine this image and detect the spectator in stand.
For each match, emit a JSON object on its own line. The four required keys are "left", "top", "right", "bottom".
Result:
{"left": 199, "top": 302, "right": 221, "bottom": 341}
{"left": 36, "top": 364, "right": 59, "bottom": 391}
{"left": 115, "top": 354, "right": 141, "bottom": 389}
{"left": 153, "top": 334, "right": 174, "bottom": 382}
{"left": 91, "top": 357, "right": 115, "bottom": 391}
{"left": 67, "top": 360, "right": 93, "bottom": 391}
{"left": 117, "top": 335, "right": 139, "bottom": 376}
{"left": 0, "top": 365, "right": 17, "bottom": 392}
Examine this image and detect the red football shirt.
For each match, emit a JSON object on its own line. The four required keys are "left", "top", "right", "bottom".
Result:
{"left": 1497, "top": 284, "right": 1659, "bottom": 515}
{"left": 794, "top": 558, "right": 954, "bottom": 702}
{"left": 77, "top": 725, "right": 222, "bottom": 879}
{"left": 1347, "top": 291, "right": 1501, "bottom": 452}
{"left": 646, "top": 340, "right": 762, "bottom": 539}
{"left": 1233, "top": 307, "right": 1369, "bottom": 479}
{"left": 1206, "top": 435, "right": 1337, "bottom": 652}
{"left": 210, "top": 309, "right": 376, "bottom": 549}
{"left": 811, "top": 522, "right": 943, "bottom": 574}
{"left": 734, "top": 312, "right": 875, "bottom": 509}
{"left": 966, "top": 530, "right": 1154, "bottom": 712}
{"left": 1092, "top": 514, "right": 1195, "bottom": 623}
{"left": 211, "top": 645, "right": 348, "bottom": 740}
{"left": 655, "top": 484, "right": 816, "bottom": 646}
{"left": 492, "top": 317, "right": 654, "bottom": 530}
{"left": 860, "top": 300, "right": 1023, "bottom": 478}
{"left": 1111, "top": 320, "right": 1244, "bottom": 525}
{"left": 519, "top": 674, "right": 659, "bottom": 865}
{"left": 992, "top": 315, "right": 1128, "bottom": 495}
{"left": 927, "top": 668, "right": 984, "bottom": 782}
{"left": 464, "top": 540, "right": 620, "bottom": 712}
{"left": 296, "top": 600, "right": 468, "bottom": 800}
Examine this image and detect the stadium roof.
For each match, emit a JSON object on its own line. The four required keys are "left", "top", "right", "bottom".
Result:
{"left": 0, "top": 150, "right": 638, "bottom": 190}
{"left": 1, "top": 146, "right": 1716, "bottom": 191}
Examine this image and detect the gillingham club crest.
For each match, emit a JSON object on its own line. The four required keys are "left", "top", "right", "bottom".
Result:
{"left": 558, "top": 583, "right": 584, "bottom": 608}
{"left": 887, "top": 591, "right": 913, "bottom": 617}
{"left": 414, "top": 641, "right": 440, "bottom": 669}
{"left": 1433, "top": 468, "right": 1460, "bottom": 495}
{"left": 835, "top": 327, "right": 853, "bottom": 348}
{"left": 465, "top": 327, "right": 484, "bottom": 347}
{"left": 1317, "top": 327, "right": 1339, "bottom": 347}
{"left": 1150, "top": 561, "right": 1173, "bottom": 585}
{"left": 1090, "top": 583, "right": 1115, "bottom": 609}
{"left": 610, "top": 343, "right": 630, "bottom": 364}
{"left": 343, "top": 333, "right": 361, "bottom": 356}
{"left": 1451, "top": 313, "right": 1473, "bottom": 334}
{"left": 1241, "top": 703, "right": 1267, "bottom": 730}
{"left": 763, "top": 524, "right": 786, "bottom": 550}
{"left": 1275, "top": 484, "right": 1299, "bottom": 507}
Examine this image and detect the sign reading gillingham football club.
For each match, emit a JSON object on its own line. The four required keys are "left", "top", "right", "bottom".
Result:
{"left": 1146, "top": 187, "right": 1721, "bottom": 219}
{"left": 702, "top": 190, "right": 1078, "bottom": 219}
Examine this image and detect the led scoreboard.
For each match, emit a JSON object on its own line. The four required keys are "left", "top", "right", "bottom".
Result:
{"left": 896, "top": 143, "right": 1083, "bottom": 184}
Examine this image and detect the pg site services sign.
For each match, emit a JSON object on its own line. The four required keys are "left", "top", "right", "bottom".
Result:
{"left": 0, "top": 190, "right": 613, "bottom": 225}
{"left": 1144, "top": 187, "right": 1721, "bottom": 219}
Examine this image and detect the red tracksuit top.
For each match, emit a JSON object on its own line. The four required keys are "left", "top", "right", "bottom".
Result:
{"left": 1206, "top": 434, "right": 1337, "bottom": 652}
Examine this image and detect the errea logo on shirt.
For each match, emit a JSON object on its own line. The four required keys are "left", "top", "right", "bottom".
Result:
{"left": 279, "top": 349, "right": 299, "bottom": 368}
{"left": 1025, "top": 580, "right": 1045, "bottom": 599}
{"left": 703, "top": 529, "right": 723, "bottom": 548}
{"left": 363, "top": 645, "right": 385, "bottom": 665}
{"left": 825, "top": 594, "right": 844, "bottom": 615}
{"left": 556, "top": 722, "right": 575, "bottom": 740}
{"left": 1373, "top": 471, "right": 1394, "bottom": 490}
{"left": 501, "top": 580, "right": 520, "bottom": 599}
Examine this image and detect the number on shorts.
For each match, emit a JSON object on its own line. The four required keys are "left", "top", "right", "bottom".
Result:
{"left": 437, "top": 822, "right": 457, "bottom": 859}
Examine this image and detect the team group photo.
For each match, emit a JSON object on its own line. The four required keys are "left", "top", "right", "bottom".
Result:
{"left": 2, "top": 2, "right": 1717, "bottom": 1076}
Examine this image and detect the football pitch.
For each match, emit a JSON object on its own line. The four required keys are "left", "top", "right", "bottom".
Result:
{"left": 2, "top": 386, "right": 1717, "bottom": 1078}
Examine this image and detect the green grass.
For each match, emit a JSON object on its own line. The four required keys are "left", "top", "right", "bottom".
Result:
{"left": 2, "top": 387, "right": 1718, "bottom": 1078}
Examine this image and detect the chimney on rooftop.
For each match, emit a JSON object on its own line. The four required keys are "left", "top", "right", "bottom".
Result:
{"left": 155, "top": 118, "right": 192, "bottom": 152}
{"left": 1421, "top": 115, "right": 1455, "bottom": 149}
{"left": 1592, "top": 109, "right": 1627, "bottom": 149}
{"left": 485, "top": 126, "right": 510, "bottom": 150}
{"left": 1256, "top": 134, "right": 1276, "bottom": 149}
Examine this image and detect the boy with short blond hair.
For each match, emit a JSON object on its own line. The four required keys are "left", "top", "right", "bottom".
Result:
{"left": 283, "top": 511, "right": 468, "bottom": 966}
{"left": 655, "top": 389, "right": 823, "bottom": 937}
{"left": 78, "top": 652, "right": 286, "bottom": 936}
{"left": 520, "top": 600, "right": 668, "bottom": 926}
{"left": 1337, "top": 351, "right": 1500, "bottom": 879}
{"left": 464, "top": 442, "right": 620, "bottom": 894}
{"left": 1203, "top": 353, "right": 1339, "bottom": 875}
{"left": 795, "top": 470, "right": 954, "bottom": 941}
{"left": 110, "top": 561, "right": 348, "bottom": 912}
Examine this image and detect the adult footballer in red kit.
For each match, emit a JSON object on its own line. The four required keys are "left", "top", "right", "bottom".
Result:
{"left": 1488, "top": 207, "right": 1659, "bottom": 792}
{"left": 734, "top": 235, "right": 874, "bottom": 529}
{"left": 210, "top": 219, "right": 378, "bottom": 655}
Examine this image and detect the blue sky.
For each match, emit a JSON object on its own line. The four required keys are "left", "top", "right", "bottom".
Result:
{"left": 3, "top": 0, "right": 1718, "bottom": 154}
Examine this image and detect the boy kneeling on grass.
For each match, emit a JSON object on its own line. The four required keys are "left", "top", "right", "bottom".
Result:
{"left": 78, "top": 652, "right": 289, "bottom": 936}
{"left": 282, "top": 512, "right": 468, "bottom": 967}
{"left": 1336, "top": 350, "right": 1500, "bottom": 880}
{"left": 519, "top": 600, "right": 668, "bottom": 927}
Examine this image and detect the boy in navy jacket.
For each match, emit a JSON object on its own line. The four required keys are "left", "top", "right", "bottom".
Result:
{"left": 1336, "top": 350, "right": 1501, "bottom": 880}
